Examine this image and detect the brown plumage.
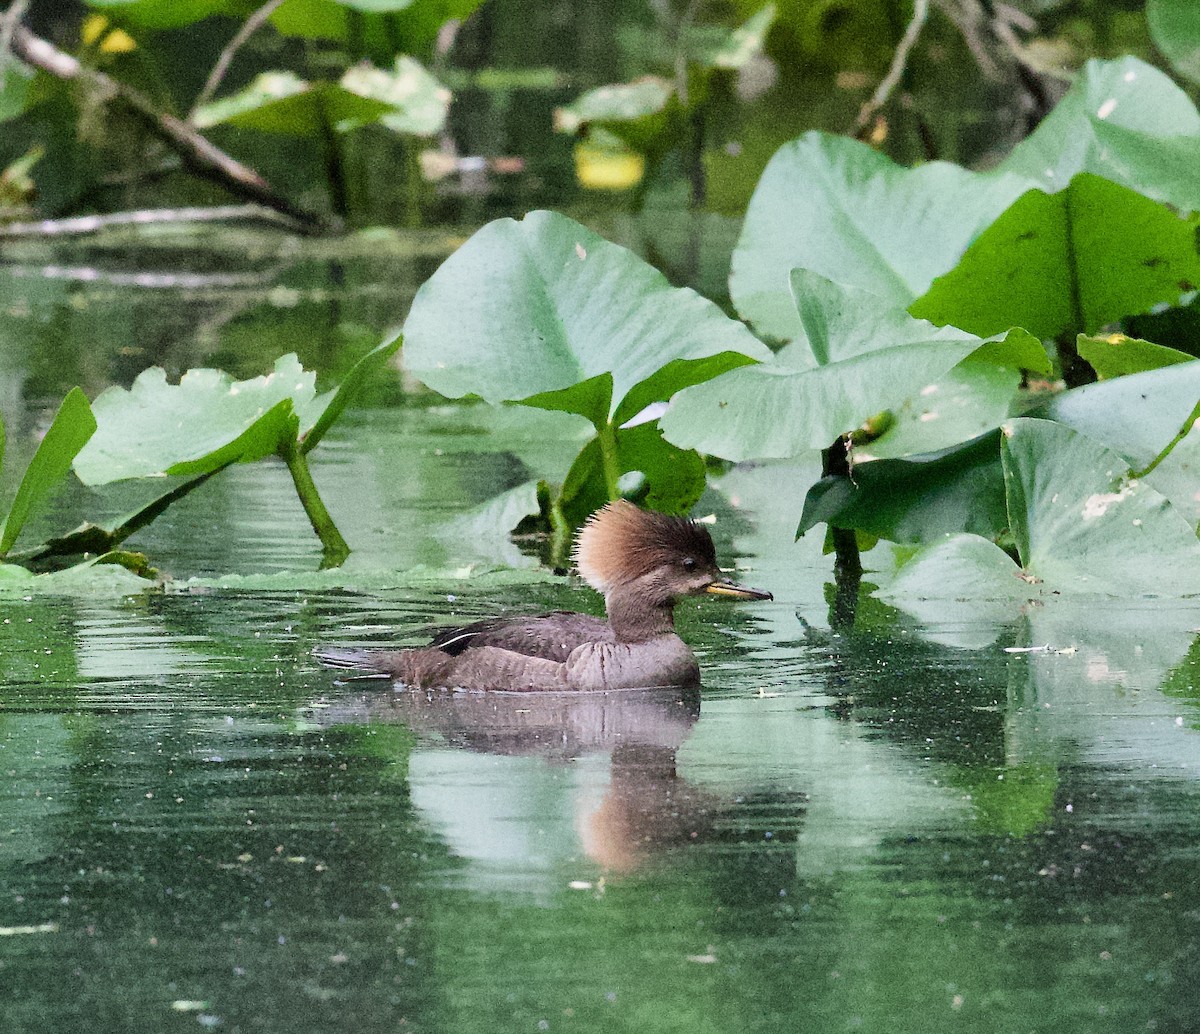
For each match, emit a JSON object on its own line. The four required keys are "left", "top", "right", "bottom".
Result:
{"left": 572, "top": 501, "right": 718, "bottom": 594}
{"left": 315, "top": 500, "right": 771, "bottom": 692}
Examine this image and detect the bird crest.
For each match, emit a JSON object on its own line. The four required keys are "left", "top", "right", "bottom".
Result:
{"left": 572, "top": 500, "right": 715, "bottom": 592}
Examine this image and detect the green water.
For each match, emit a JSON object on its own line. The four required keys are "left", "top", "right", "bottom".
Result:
{"left": 2, "top": 237, "right": 1199, "bottom": 1033}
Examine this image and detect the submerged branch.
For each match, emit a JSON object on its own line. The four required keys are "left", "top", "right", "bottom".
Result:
{"left": 8, "top": 25, "right": 328, "bottom": 232}
{"left": 0, "top": 204, "right": 301, "bottom": 238}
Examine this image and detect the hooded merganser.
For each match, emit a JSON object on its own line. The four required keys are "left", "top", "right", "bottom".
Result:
{"left": 315, "top": 500, "right": 772, "bottom": 692}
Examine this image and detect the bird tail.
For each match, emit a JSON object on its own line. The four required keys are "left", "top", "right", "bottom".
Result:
{"left": 312, "top": 646, "right": 393, "bottom": 679}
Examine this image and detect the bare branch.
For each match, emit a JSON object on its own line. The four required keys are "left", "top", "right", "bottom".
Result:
{"left": 855, "top": 0, "right": 930, "bottom": 135}
{"left": 0, "top": 0, "right": 31, "bottom": 77}
{"left": 936, "top": 0, "right": 999, "bottom": 78}
{"left": 8, "top": 25, "right": 328, "bottom": 232}
{"left": 0, "top": 203, "right": 301, "bottom": 239}
{"left": 189, "top": 0, "right": 286, "bottom": 120}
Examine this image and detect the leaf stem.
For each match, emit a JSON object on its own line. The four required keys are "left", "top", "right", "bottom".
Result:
{"left": 1130, "top": 399, "right": 1200, "bottom": 480}
{"left": 282, "top": 443, "right": 350, "bottom": 568}
{"left": 597, "top": 421, "right": 622, "bottom": 501}
{"left": 548, "top": 496, "right": 573, "bottom": 569}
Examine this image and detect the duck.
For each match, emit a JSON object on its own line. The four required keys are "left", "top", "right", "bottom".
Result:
{"left": 314, "top": 500, "right": 771, "bottom": 692}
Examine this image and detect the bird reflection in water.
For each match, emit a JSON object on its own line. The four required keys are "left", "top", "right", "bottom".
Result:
{"left": 303, "top": 684, "right": 796, "bottom": 879}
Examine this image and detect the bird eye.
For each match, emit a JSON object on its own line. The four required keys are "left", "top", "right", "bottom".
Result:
{"left": 682, "top": 557, "right": 696, "bottom": 571}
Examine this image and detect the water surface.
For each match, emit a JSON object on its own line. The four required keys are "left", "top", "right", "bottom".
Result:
{"left": 1, "top": 237, "right": 1199, "bottom": 1034}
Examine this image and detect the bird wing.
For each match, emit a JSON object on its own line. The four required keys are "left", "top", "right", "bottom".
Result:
{"left": 427, "top": 612, "right": 612, "bottom": 662}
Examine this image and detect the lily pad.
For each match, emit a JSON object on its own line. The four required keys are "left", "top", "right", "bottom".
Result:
{"left": 403, "top": 211, "right": 767, "bottom": 520}
{"left": 1030, "top": 359, "right": 1200, "bottom": 470}
{"left": 810, "top": 360, "right": 1200, "bottom": 548}
{"left": 728, "top": 132, "right": 1027, "bottom": 341}
{"left": 910, "top": 174, "right": 1200, "bottom": 339}
{"left": 880, "top": 418, "right": 1200, "bottom": 603}
{"left": 1148, "top": 0, "right": 1200, "bottom": 85}
{"left": 339, "top": 57, "right": 451, "bottom": 136}
{"left": 853, "top": 359, "right": 1023, "bottom": 461}
{"left": 730, "top": 58, "right": 1200, "bottom": 344}
{"left": 1003, "top": 417, "right": 1200, "bottom": 595}
{"left": 999, "top": 56, "right": 1200, "bottom": 209}
{"left": 75, "top": 340, "right": 398, "bottom": 484}
{"left": 661, "top": 272, "right": 1047, "bottom": 461}
{"left": 192, "top": 71, "right": 395, "bottom": 136}
{"left": 798, "top": 432, "right": 1008, "bottom": 546}
{"left": 74, "top": 355, "right": 314, "bottom": 484}
{"left": 403, "top": 210, "right": 769, "bottom": 428}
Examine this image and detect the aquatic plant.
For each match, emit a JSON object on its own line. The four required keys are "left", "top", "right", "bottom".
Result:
{"left": 554, "top": 4, "right": 777, "bottom": 203}
{"left": 657, "top": 56, "right": 1200, "bottom": 600}
{"left": 402, "top": 209, "right": 770, "bottom": 556}
{"left": 0, "top": 339, "right": 399, "bottom": 580}
{"left": 402, "top": 55, "right": 1200, "bottom": 602}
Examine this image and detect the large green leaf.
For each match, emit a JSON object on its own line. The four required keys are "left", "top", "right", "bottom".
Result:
{"left": 881, "top": 417, "right": 1200, "bottom": 602}
{"left": 73, "top": 355, "right": 322, "bottom": 484}
{"left": 910, "top": 174, "right": 1200, "bottom": 339}
{"left": 730, "top": 58, "right": 1200, "bottom": 343}
{"left": 1030, "top": 360, "right": 1200, "bottom": 470}
{"left": 999, "top": 56, "right": 1200, "bottom": 208}
{"left": 402, "top": 210, "right": 769, "bottom": 428}
{"left": 820, "top": 361, "right": 1200, "bottom": 548}
{"left": 1149, "top": 0, "right": 1200, "bottom": 85}
{"left": 661, "top": 272, "right": 1047, "bottom": 461}
{"left": 1001, "top": 417, "right": 1200, "bottom": 595}
{"left": 192, "top": 72, "right": 395, "bottom": 136}
{"left": 0, "top": 388, "right": 97, "bottom": 555}
{"left": 797, "top": 432, "right": 1008, "bottom": 545}
{"left": 728, "top": 132, "right": 1027, "bottom": 341}
{"left": 853, "top": 359, "right": 1023, "bottom": 460}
